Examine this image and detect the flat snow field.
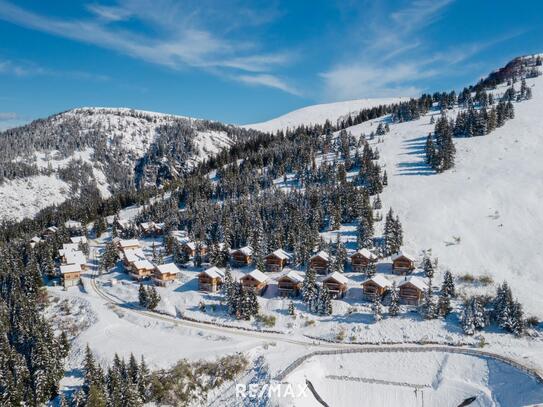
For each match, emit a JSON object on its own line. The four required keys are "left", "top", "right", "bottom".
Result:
{"left": 282, "top": 352, "right": 543, "bottom": 407}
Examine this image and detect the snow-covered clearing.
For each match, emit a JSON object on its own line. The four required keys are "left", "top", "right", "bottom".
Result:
{"left": 0, "top": 174, "right": 70, "bottom": 221}
{"left": 282, "top": 351, "right": 543, "bottom": 406}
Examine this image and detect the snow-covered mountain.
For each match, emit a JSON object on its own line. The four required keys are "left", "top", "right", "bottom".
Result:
{"left": 243, "top": 97, "right": 408, "bottom": 133}
{"left": 0, "top": 107, "right": 254, "bottom": 221}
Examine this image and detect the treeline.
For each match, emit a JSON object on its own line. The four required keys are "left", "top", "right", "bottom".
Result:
{"left": 67, "top": 346, "right": 248, "bottom": 407}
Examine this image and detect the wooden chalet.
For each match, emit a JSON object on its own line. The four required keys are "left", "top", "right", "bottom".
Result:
{"left": 181, "top": 241, "right": 208, "bottom": 258}
{"left": 140, "top": 221, "right": 165, "bottom": 236}
{"left": 123, "top": 248, "right": 146, "bottom": 267}
{"left": 64, "top": 220, "right": 83, "bottom": 231}
{"left": 198, "top": 266, "right": 225, "bottom": 292}
{"left": 231, "top": 246, "right": 253, "bottom": 266}
{"left": 153, "top": 263, "right": 181, "bottom": 286}
{"left": 398, "top": 276, "right": 428, "bottom": 305}
{"left": 350, "top": 248, "right": 377, "bottom": 272}
{"left": 361, "top": 275, "right": 391, "bottom": 300}
{"left": 277, "top": 270, "right": 303, "bottom": 297}
{"left": 391, "top": 251, "right": 416, "bottom": 274}
{"left": 322, "top": 271, "right": 349, "bottom": 298}
{"left": 265, "top": 249, "right": 292, "bottom": 272}
{"left": 60, "top": 263, "right": 82, "bottom": 288}
{"left": 115, "top": 218, "right": 132, "bottom": 231}
{"left": 129, "top": 259, "right": 155, "bottom": 280}
{"left": 70, "top": 236, "right": 88, "bottom": 246}
{"left": 309, "top": 251, "right": 330, "bottom": 275}
{"left": 240, "top": 269, "right": 268, "bottom": 295}
{"left": 30, "top": 236, "right": 42, "bottom": 248}
{"left": 42, "top": 226, "right": 58, "bottom": 238}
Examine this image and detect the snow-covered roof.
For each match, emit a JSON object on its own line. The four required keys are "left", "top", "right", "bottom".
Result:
{"left": 118, "top": 239, "right": 140, "bottom": 248}
{"left": 116, "top": 218, "right": 131, "bottom": 228}
{"left": 60, "top": 263, "right": 82, "bottom": 274}
{"left": 352, "top": 248, "right": 377, "bottom": 260}
{"left": 362, "top": 275, "right": 391, "bottom": 288}
{"left": 62, "top": 243, "right": 79, "bottom": 252}
{"left": 132, "top": 259, "right": 155, "bottom": 270}
{"left": 268, "top": 249, "right": 292, "bottom": 260}
{"left": 201, "top": 266, "right": 225, "bottom": 279}
{"left": 311, "top": 250, "right": 330, "bottom": 262}
{"left": 64, "top": 220, "right": 82, "bottom": 229}
{"left": 155, "top": 263, "right": 181, "bottom": 275}
{"left": 70, "top": 236, "right": 88, "bottom": 245}
{"left": 124, "top": 248, "right": 146, "bottom": 263}
{"left": 46, "top": 226, "right": 58, "bottom": 233}
{"left": 391, "top": 251, "right": 416, "bottom": 262}
{"left": 323, "top": 271, "right": 348, "bottom": 285}
{"left": 243, "top": 269, "right": 268, "bottom": 283}
{"left": 279, "top": 270, "right": 303, "bottom": 283}
{"left": 30, "top": 236, "right": 42, "bottom": 243}
{"left": 183, "top": 241, "right": 207, "bottom": 250}
{"left": 233, "top": 246, "right": 253, "bottom": 256}
{"left": 64, "top": 250, "right": 86, "bottom": 266}
{"left": 398, "top": 276, "right": 428, "bottom": 291}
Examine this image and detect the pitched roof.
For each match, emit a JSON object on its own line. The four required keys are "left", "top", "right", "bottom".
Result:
{"left": 124, "top": 248, "right": 146, "bottom": 264}
{"left": 64, "top": 251, "right": 86, "bottom": 266}
{"left": 118, "top": 239, "right": 140, "bottom": 248}
{"left": 352, "top": 248, "right": 377, "bottom": 260}
{"left": 155, "top": 263, "right": 181, "bottom": 275}
{"left": 132, "top": 259, "right": 155, "bottom": 270}
{"left": 268, "top": 249, "right": 292, "bottom": 260}
{"left": 200, "top": 266, "right": 225, "bottom": 279}
{"left": 323, "top": 271, "right": 348, "bottom": 285}
{"left": 311, "top": 250, "right": 330, "bottom": 262}
{"left": 60, "top": 263, "right": 82, "bottom": 274}
{"left": 70, "top": 236, "right": 88, "bottom": 245}
{"left": 233, "top": 246, "right": 253, "bottom": 256}
{"left": 62, "top": 243, "right": 80, "bottom": 252}
{"left": 30, "top": 236, "right": 42, "bottom": 243}
{"left": 398, "top": 276, "right": 428, "bottom": 291}
{"left": 243, "top": 269, "right": 268, "bottom": 283}
{"left": 362, "top": 274, "right": 391, "bottom": 288}
{"left": 64, "top": 220, "right": 82, "bottom": 229}
{"left": 391, "top": 251, "right": 416, "bottom": 262}
{"left": 279, "top": 270, "right": 303, "bottom": 283}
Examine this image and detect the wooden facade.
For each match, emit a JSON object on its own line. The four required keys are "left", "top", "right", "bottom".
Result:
{"left": 60, "top": 264, "right": 82, "bottom": 288}
{"left": 277, "top": 271, "right": 303, "bottom": 297}
{"left": 129, "top": 260, "right": 155, "bottom": 280}
{"left": 361, "top": 275, "right": 391, "bottom": 300}
{"left": 265, "top": 249, "right": 291, "bottom": 272}
{"left": 398, "top": 277, "right": 427, "bottom": 305}
{"left": 392, "top": 252, "right": 416, "bottom": 274}
{"left": 153, "top": 263, "right": 181, "bottom": 286}
{"left": 309, "top": 251, "right": 330, "bottom": 275}
{"left": 322, "top": 272, "right": 348, "bottom": 298}
{"left": 240, "top": 270, "right": 268, "bottom": 295}
{"left": 198, "top": 267, "right": 224, "bottom": 292}
{"left": 181, "top": 242, "right": 208, "bottom": 258}
{"left": 351, "top": 249, "right": 377, "bottom": 272}
{"left": 231, "top": 247, "right": 253, "bottom": 266}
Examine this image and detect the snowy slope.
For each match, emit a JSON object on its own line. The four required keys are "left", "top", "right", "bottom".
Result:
{"left": 339, "top": 74, "right": 543, "bottom": 315}
{"left": 243, "top": 97, "right": 408, "bottom": 133}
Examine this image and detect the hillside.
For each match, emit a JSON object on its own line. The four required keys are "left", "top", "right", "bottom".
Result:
{"left": 243, "top": 97, "right": 408, "bottom": 133}
{"left": 0, "top": 108, "right": 259, "bottom": 221}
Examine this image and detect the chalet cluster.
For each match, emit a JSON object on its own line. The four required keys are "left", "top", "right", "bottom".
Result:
{"left": 114, "top": 238, "right": 181, "bottom": 286}
{"left": 58, "top": 236, "right": 88, "bottom": 288}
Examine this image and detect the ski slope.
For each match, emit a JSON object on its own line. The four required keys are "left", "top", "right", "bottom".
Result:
{"left": 243, "top": 97, "right": 408, "bottom": 133}
{"left": 341, "top": 73, "right": 543, "bottom": 316}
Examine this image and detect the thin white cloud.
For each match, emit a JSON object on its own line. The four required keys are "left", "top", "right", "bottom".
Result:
{"left": 235, "top": 74, "right": 301, "bottom": 96}
{"left": 0, "top": 0, "right": 294, "bottom": 94}
{"left": 0, "top": 112, "right": 17, "bottom": 121}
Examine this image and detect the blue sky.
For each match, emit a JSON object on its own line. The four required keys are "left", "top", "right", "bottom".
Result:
{"left": 0, "top": 0, "right": 542, "bottom": 128}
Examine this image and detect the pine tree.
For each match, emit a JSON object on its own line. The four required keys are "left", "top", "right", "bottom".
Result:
{"left": 138, "top": 284, "right": 148, "bottom": 308}
{"left": 288, "top": 301, "right": 295, "bottom": 316}
{"left": 422, "top": 255, "right": 434, "bottom": 278}
{"left": 318, "top": 286, "right": 333, "bottom": 316}
{"left": 441, "top": 270, "right": 455, "bottom": 298}
{"left": 357, "top": 216, "right": 373, "bottom": 249}
{"left": 372, "top": 295, "right": 383, "bottom": 321}
{"left": 421, "top": 281, "right": 437, "bottom": 319}
{"left": 437, "top": 291, "right": 452, "bottom": 317}
{"left": 389, "top": 282, "right": 400, "bottom": 317}
{"left": 461, "top": 303, "right": 475, "bottom": 335}
{"left": 302, "top": 267, "right": 318, "bottom": 313}
{"left": 147, "top": 286, "right": 161, "bottom": 310}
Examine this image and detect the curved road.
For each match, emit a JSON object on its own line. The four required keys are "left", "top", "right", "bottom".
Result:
{"left": 86, "top": 245, "right": 543, "bottom": 385}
